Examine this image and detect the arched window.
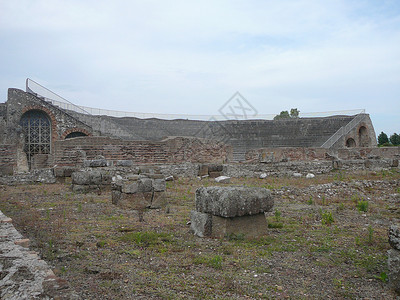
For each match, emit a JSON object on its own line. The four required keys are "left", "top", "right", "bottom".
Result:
{"left": 346, "top": 138, "right": 356, "bottom": 148}
{"left": 20, "top": 110, "right": 51, "bottom": 163}
{"left": 65, "top": 131, "right": 87, "bottom": 139}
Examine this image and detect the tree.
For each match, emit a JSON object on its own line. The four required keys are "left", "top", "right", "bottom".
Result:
{"left": 274, "top": 108, "right": 300, "bottom": 120}
{"left": 390, "top": 133, "right": 400, "bottom": 146}
{"left": 377, "top": 131, "right": 389, "bottom": 146}
{"left": 290, "top": 108, "right": 300, "bottom": 118}
{"left": 273, "top": 110, "right": 290, "bottom": 120}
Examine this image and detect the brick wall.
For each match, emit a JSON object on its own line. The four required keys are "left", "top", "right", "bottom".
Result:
{"left": 0, "top": 144, "right": 17, "bottom": 175}
{"left": 53, "top": 136, "right": 231, "bottom": 166}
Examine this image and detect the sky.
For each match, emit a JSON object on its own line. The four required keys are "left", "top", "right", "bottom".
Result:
{"left": 0, "top": 0, "right": 399, "bottom": 137}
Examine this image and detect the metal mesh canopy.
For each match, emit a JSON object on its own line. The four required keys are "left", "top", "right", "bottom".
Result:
{"left": 20, "top": 110, "right": 51, "bottom": 163}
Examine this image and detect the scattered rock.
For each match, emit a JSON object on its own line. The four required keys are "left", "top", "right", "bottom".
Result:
{"left": 215, "top": 176, "right": 231, "bottom": 184}
{"left": 165, "top": 175, "right": 174, "bottom": 181}
{"left": 293, "top": 173, "right": 302, "bottom": 178}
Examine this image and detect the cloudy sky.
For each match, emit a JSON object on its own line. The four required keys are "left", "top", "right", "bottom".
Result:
{"left": 0, "top": 0, "right": 399, "bottom": 136}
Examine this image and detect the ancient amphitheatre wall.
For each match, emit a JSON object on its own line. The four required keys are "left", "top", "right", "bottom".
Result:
{"left": 53, "top": 136, "right": 230, "bottom": 167}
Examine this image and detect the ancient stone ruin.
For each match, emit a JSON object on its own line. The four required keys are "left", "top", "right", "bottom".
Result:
{"left": 111, "top": 174, "right": 167, "bottom": 210}
{"left": 191, "top": 186, "right": 274, "bottom": 238}
{"left": 388, "top": 225, "right": 400, "bottom": 294}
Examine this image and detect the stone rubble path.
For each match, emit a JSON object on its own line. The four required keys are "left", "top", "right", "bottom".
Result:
{"left": 0, "top": 210, "right": 79, "bottom": 300}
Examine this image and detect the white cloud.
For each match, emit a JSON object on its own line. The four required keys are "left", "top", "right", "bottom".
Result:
{"left": 0, "top": 0, "right": 399, "bottom": 134}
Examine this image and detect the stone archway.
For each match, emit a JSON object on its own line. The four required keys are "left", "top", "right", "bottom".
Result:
{"left": 346, "top": 138, "right": 356, "bottom": 148}
{"left": 358, "top": 126, "right": 369, "bottom": 147}
{"left": 20, "top": 110, "right": 51, "bottom": 165}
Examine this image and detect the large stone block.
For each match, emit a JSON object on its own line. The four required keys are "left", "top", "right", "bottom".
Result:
{"left": 195, "top": 186, "right": 273, "bottom": 217}
{"left": 89, "top": 170, "right": 102, "bottom": 185}
{"left": 116, "top": 192, "right": 153, "bottom": 209}
{"left": 153, "top": 179, "right": 166, "bottom": 192}
{"left": 198, "top": 165, "right": 209, "bottom": 176}
{"left": 388, "top": 249, "right": 400, "bottom": 294}
{"left": 389, "top": 225, "right": 400, "bottom": 251}
{"left": 137, "top": 178, "right": 153, "bottom": 193}
{"left": 122, "top": 181, "right": 139, "bottom": 194}
{"left": 211, "top": 213, "right": 268, "bottom": 238}
{"left": 190, "top": 211, "right": 212, "bottom": 237}
{"left": 71, "top": 171, "right": 90, "bottom": 185}
{"left": 151, "top": 191, "right": 166, "bottom": 209}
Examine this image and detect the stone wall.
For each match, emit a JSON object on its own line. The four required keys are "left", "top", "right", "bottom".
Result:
{"left": 246, "top": 146, "right": 400, "bottom": 163}
{"left": 53, "top": 136, "right": 230, "bottom": 167}
{"left": 69, "top": 111, "right": 375, "bottom": 161}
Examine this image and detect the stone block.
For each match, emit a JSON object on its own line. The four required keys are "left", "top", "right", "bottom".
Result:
{"left": 89, "top": 170, "right": 102, "bottom": 185}
{"left": 112, "top": 190, "right": 121, "bottom": 205}
{"left": 211, "top": 213, "right": 268, "bottom": 238}
{"left": 72, "top": 171, "right": 90, "bottom": 185}
{"left": 389, "top": 225, "right": 400, "bottom": 251}
{"left": 388, "top": 249, "right": 400, "bottom": 295}
{"left": 101, "top": 173, "right": 112, "bottom": 185}
{"left": 63, "top": 167, "right": 76, "bottom": 177}
{"left": 117, "top": 192, "right": 152, "bottom": 209}
{"left": 198, "top": 165, "right": 209, "bottom": 176}
{"left": 72, "top": 184, "right": 90, "bottom": 193}
{"left": 83, "top": 159, "right": 108, "bottom": 168}
{"left": 208, "top": 164, "right": 223, "bottom": 172}
{"left": 116, "top": 160, "right": 134, "bottom": 167}
{"left": 151, "top": 191, "right": 166, "bottom": 209}
{"left": 190, "top": 211, "right": 212, "bottom": 237}
{"left": 209, "top": 171, "right": 222, "bottom": 178}
{"left": 0, "top": 165, "right": 14, "bottom": 175}
{"left": 392, "top": 159, "right": 399, "bottom": 168}
{"left": 122, "top": 181, "right": 139, "bottom": 194}
{"left": 126, "top": 174, "right": 140, "bottom": 181}
{"left": 54, "top": 167, "right": 65, "bottom": 178}
{"left": 153, "top": 179, "right": 166, "bottom": 192}
{"left": 146, "top": 174, "right": 164, "bottom": 179}
{"left": 195, "top": 186, "right": 273, "bottom": 217}
{"left": 137, "top": 178, "right": 153, "bottom": 193}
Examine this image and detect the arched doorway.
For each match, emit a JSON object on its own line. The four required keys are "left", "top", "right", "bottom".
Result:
{"left": 346, "top": 138, "right": 356, "bottom": 148}
{"left": 65, "top": 131, "right": 87, "bottom": 139}
{"left": 358, "top": 126, "right": 369, "bottom": 147}
{"left": 20, "top": 110, "right": 51, "bottom": 164}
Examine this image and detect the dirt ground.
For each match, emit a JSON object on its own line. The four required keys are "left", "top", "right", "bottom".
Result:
{"left": 0, "top": 168, "right": 399, "bottom": 299}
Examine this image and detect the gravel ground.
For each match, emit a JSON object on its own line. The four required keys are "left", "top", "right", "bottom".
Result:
{"left": 0, "top": 169, "right": 399, "bottom": 299}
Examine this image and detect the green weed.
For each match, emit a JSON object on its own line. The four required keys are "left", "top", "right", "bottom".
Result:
{"left": 373, "top": 272, "right": 388, "bottom": 282}
{"left": 120, "top": 231, "right": 172, "bottom": 247}
{"left": 194, "top": 255, "right": 223, "bottom": 270}
{"left": 357, "top": 200, "right": 369, "bottom": 212}
{"left": 321, "top": 210, "right": 334, "bottom": 226}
